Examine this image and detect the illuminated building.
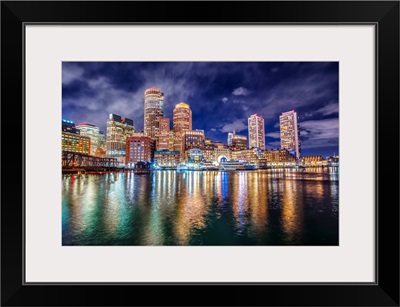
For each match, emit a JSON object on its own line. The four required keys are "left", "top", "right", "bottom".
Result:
{"left": 76, "top": 122, "right": 102, "bottom": 156}
{"left": 204, "top": 138, "right": 214, "bottom": 148}
{"left": 132, "top": 130, "right": 145, "bottom": 137}
{"left": 213, "top": 141, "right": 225, "bottom": 149}
{"left": 94, "top": 132, "right": 107, "bottom": 157}
{"left": 231, "top": 148, "right": 263, "bottom": 163}
{"left": 98, "top": 132, "right": 106, "bottom": 147}
{"left": 232, "top": 133, "right": 247, "bottom": 150}
{"left": 144, "top": 88, "right": 164, "bottom": 145}
{"left": 301, "top": 155, "right": 324, "bottom": 167}
{"left": 227, "top": 130, "right": 247, "bottom": 150}
{"left": 62, "top": 118, "right": 79, "bottom": 134}
{"left": 233, "top": 134, "right": 247, "bottom": 150}
{"left": 203, "top": 138, "right": 216, "bottom": 161}
{"left": 201, "top": 148, "right": 215, "bottom": 162}
{"left": 188, "top": 148, "right": 203, "bottom": 163}
{"left": 227, "top": 132, "right": 233, "bottom": 146}
{"left": 94, "top": 132, "right": 106, "bottom": 157}
{"left": 173, "top": 102, "right": 192, "bottom": 152}
{"left": 280, "top": 110, "right": 301, "bottom": 159}
{"left": 168, "top": 131, "right": 175, "bottom": 151}
{"left": 95, "top": 147, "right": 106, "bottom": 158}
{"left": 327, "top": 156, "right": 339, "bottom": 166}
{"left": 183, "top": 130, "right": 205, "bottom": 150}
{"left": 158, "top": 117, "right": 170, "bottom": 150}
{"left": 214, "top": 147, "right": 231, "bottom": 164}
{"left": 106, "top": 113, "right": 135, "bottom": 158}
{"left": 248, "top": 113, "right": 265, "bottom": 150}
{"left": 154, "top": 150, "right": 181, "bottom": 167}
{"left": 264, "top": 149, "right": 296, "bottom": 164}
{"left": 62, "top": 131, "right": 90, "bottom": 155}
{"left": 125, "top": 136, "right": 155, "bottom": 166}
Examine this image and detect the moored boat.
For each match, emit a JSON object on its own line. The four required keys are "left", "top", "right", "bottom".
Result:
{"left": 219, "top": 160, "right": 257, "bottom": 171}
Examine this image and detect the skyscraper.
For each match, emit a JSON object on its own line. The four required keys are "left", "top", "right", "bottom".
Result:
{"left": 173, "top": 102, "right": 192, "bottom": 152}
{"left": 168, "top": 131, "right": 175, "bottom": 151}
{"left": 106, "top": 113, "right": 135, "bottom": 158}
{"left": 61, "top": 118, "right": 91, "bottom": 155}
{"left": 62, "top": 118, "right": 79, "bottom": 134}
{"left": 248, "top": 113, "right": 265, "bottom": 150}
{"left": 76, "top": 122, "right": 102, "bottom": 156}
{"left": 144, "top": 88, "right": 164, "bottom": 145}
{"left": 280, "top": 110, "right": 301, "bottom": 159}
{"left": 158, "top": 117, "right": 170, "bottom": 150}
{"left": 228, "top": 130, "right": 247, "bottom": 150}
{"left": 183, "top": 130, "right": 205, "bottom": 150}
{"left": 227, "top": 132, "right": 233, "bottom": 146}
{"left": 232, "top": 134, "right": 248, "bottom": 150}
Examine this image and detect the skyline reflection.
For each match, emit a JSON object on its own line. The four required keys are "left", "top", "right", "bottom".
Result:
{"left": 62, "top": 169, "right": 339, "bottom": 246}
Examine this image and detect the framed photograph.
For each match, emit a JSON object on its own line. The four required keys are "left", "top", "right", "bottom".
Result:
{"left": 1, "top": 1, "right": 399, "bottom": 306}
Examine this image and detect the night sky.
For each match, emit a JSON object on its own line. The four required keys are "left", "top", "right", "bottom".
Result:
{"left": 62, "top": 62, "right": 339, "bottom": 157}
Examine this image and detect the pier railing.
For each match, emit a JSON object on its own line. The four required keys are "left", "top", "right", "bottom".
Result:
{"left": 62, "top": 151, "right": 118, "bottom": 169}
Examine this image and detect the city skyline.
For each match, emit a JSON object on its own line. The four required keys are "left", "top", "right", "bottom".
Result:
{"left": 62, "top": 62, "right": 339, "bottom": 156}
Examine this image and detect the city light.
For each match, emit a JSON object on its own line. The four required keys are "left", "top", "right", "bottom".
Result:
{"left": 62, "top": 86, "right": 339, "bottom": 172}
{"left": 62, "top": 62, "right": 339, "bottom": 247}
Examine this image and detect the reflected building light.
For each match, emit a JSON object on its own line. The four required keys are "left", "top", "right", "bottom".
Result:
{"left": 282, "top": 179, "right": 297, "bottom": 240}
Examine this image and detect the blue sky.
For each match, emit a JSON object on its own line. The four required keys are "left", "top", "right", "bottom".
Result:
{"left": 62, "top": 62, "right": 339, "bottom": 157}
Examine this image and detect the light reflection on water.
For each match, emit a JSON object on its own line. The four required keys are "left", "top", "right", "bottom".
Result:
{"left": 62, "top": 168, "right": 339, "bottom": 246}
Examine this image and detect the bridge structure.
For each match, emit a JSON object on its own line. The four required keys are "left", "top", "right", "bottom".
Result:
{"left": 62, "top": 151, "right": 118, "bottom": 172}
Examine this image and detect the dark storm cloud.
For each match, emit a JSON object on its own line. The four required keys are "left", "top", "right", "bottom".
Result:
{"left": 62, "top": 62, "right": 339, "bottom": 156}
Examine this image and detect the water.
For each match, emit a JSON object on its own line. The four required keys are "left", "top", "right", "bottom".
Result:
{"left": 62, "top": 168, "right": 339, "bottom": 246}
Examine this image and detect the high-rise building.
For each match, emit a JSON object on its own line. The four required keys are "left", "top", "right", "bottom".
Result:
{"left": 125, "top": 136, "right": 155, "bottom": 166}
{"left": 76, "top": 122, "right": 102, "bottom": 156}
{"left": 168, "top": 131, "right": 175, "bottom": 151}
{"left": 227, "top": 132, "right": 233, "bottom": 146}
{"left": 183, "top": 130, "right": 205, "bottom": 150}
{"left": 158, "top": 117, "right": 170, "bottom": 150}
{"left": 248, "top": 113, "right": 265, "bottom": 150}
{"left": 62, "top": 132, "right": 90, "bottom": 155}
{"left": 233, "top": 134, "right": 248, "bottom": 150}
{"left": 228, "top": 130, "right": 247, "bottom": 150}
{"left": 144, "top": 88, "right": 164, "bottom": 145}
{"left": 106, "top": 113, "right": 135, "bottom": 157}
{"left": 173, "top": 102, "right": 192, "bottom": 152}
{"left": 61, "top": 118, "right": 91, "bottom": 154}
{"left": 62, "top": 118, "right": 79, "bottom": 134}
{"left": 279, "top": 110, "right": 301, "bottom": 159}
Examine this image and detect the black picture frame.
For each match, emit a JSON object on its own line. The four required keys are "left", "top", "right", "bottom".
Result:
{"left": 1, "top": 1, "right": 399, "bottom": 306}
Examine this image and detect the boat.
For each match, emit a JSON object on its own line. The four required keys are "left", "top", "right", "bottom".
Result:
{"left": 219, "top": 160, "right": 257, "bottom": 171}
{"left": 199, "top": 162, "right": 219, "bottom": 171}
{"left": 176, "top": 163, "right": 199, "bottom": 171}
